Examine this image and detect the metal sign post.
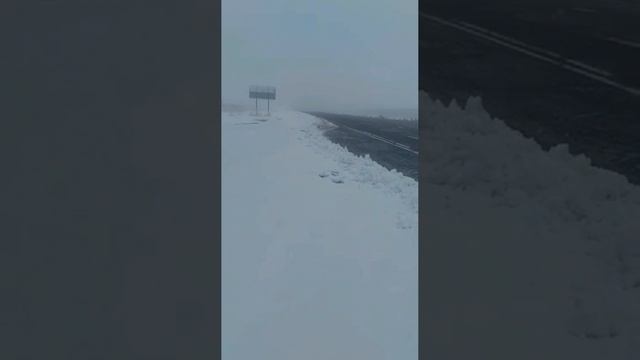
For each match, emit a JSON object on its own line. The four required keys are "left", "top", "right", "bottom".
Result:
{"left": 249, "top": 86, "right": 276, "bottom": 116}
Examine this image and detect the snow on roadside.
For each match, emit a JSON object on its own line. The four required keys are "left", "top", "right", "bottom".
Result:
{"left": 421, "top": 91, "right": 640, "bottom": 359}
{"left": 222, "top": 110, "right": 417, "bottom": 360}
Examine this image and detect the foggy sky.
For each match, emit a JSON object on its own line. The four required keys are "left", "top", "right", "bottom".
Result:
{"left": 222, "top": 0, "right": 417, "bottom": 113}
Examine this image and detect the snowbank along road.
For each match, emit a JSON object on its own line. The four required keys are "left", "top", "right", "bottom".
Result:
{"left": 420, "top": 3, "right": 640, "bottom": 184}
{"left": 420, "top": 92, "right": 640, "bottom": 360}
{"left": 306, "top": 112, "right": 419, "bottom": 181}
{"left": 222, "top": 110, "right": 417, "bottom": 360}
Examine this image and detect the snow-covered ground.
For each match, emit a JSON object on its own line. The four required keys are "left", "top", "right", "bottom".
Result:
{"left": 222, "top": 109, "right": 418, "bottom": 360}
{"left": 421, "top": 91, "right": 640, "bottom": 359}
{"left": 223, "top": 92, "right": 640, "bottom": 359}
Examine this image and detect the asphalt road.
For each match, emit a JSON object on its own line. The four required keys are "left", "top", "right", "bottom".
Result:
{"left": 420, "top": 5, "right": 640, "bottom": 184}
{"left": 424, "top": 0, "right": 640, "bottom": 87}
{"left": 306, "top": 112, "right": 419, "bottom": 181}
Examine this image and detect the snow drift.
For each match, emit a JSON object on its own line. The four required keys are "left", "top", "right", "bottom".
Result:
{"left": 421, "top": 91, "right": 640, "bottom": 359}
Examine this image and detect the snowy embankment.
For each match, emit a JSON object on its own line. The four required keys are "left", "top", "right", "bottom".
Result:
{"left": 421, "top": 92, "right": 640, "bottom": 359}
{"left": 222, "top": 110, "right": 417, "bottom": 360}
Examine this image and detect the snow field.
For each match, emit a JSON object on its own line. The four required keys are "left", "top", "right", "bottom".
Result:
{"left": 222, "top": 110, "right": 417, "bottom": 360}
{"left": 421, "top": 91, "right": 640, "bottom": 359}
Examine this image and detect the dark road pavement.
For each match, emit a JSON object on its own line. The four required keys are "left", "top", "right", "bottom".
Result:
{"left": 420, "top": 3, "right": 640, "bottom": 184}
{"left": 307, "top": 112, "right": 419, "bottom": 181}
{"left": 424, "top": 1, "right": 640, "bottom": 88}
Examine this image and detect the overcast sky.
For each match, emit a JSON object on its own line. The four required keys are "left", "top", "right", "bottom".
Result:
{"left": 222, "top": 0, "right": 417, "bottom": 113}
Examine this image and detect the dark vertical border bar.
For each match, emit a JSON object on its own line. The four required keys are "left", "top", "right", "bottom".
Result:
{"left": 418, "top": 0, "right": 427, "bottom": 357}
{"left": 2, "top": 1, "right": 220, "bottom": 359}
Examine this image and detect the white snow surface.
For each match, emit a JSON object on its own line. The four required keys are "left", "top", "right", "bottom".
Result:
{"left": 222, "top": 110, "right": 418, "bottom": 360}
{"left": 421, "top": 91, "right": 640, "bottom": 359}
{"left": 223, "top": 92, "right": 640, "bottom": 360}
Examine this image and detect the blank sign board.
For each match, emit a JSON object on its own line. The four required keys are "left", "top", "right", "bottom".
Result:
{"left": 249, "top": 86, "right": 276, "bottom": 100}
